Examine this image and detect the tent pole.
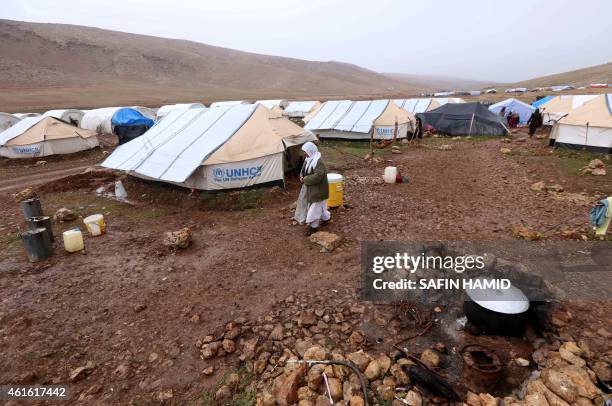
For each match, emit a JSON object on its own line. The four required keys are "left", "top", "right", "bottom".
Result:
{"left": 468, "top": 113, "right": 475, "bottom": 136}
{"left": 584, "top": 122, "right": 589, "bottom": 150}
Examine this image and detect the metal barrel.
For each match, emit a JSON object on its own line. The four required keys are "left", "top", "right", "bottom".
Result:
{"left": 28, "top": 216, "right": 54, "bottom": 243}
{"left": 20, "top": 227, "right": 53, "bottom": 262}
{"left": 20, "top": 198, "right": 44, "bottom": 219}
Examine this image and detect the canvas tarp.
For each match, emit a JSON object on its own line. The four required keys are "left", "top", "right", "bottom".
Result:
{"left": 157, "top": 103, "right": 206, "bottom": 119}
{"left": 0, "top": 116, "right": 99, "bottom": 158}
{"left": 416, "top": 102, "right": 508, "bottom": 136}
{"left": 488, "top": 98, "right": 535, "bottom": 124}
{"left": 551, "top": 94, "right": 612, "bottom": 153}
{"left": 305, "top": 100, "right": 413, "bottom": 139}
{"left": 81, "top": 107, "right": 122, "bottom": 134}
{"left": 541, "top": 95, "right": 598, "bottom": 125}
{"left": 532, "top": 96, "right": 555, "bottom": 108}
{"left": 210, "top": 100, "right": 249, "bottom": 108}
{"left": 394, "top": 98, "right": 441, "bottom": 114}
{"left": 102, "top": 105, "right": 314, "bottom": 190}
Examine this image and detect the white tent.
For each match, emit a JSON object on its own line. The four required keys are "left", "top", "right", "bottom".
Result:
{"left": 210, "top": 100, "right": 250, "bottom": 108}
{"left": 43, "top": 109, "right": 85, "bottom": 126}
{"left": 0, "top": 116, "right": 99, "bottom": 158}
{"left": 14, "top": 113, "right": 41, "bottom": 119}
{"left": 255, "top": 99, "right": 289, "bottom": 109}
{"left": 488, "top": 98, "right": 535, "bottom": 125}
{"left": 551, "top": 94, "right": 611, "bottom": 153}
{"left": 305, "top": 100, "right": 414, "bottom": 140}
{"left": 156, "top": 103, "right": 206, "bottom": 119}
{"left": 284, "top": 101, "right": 322, "bottom": 118}
{"left": 131, "top": 106, "right": 157, "bottom": 121}
{"left": 102, "top": 104, "right": 316, "bottom": 190}
{"left": 0, "top": 112, "right": 22, "bottom": 133}
{"left": 394, "top": 98, "right": 441, "bottom": 114}
{"left": 81, "top": 107, "right": 122, "bottom": 134}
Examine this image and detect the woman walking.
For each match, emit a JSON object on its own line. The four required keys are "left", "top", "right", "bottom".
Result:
{"left": 527, "top": 108, "right": 543, "bottom": 138}
{"left": 298, "top": 142, "right": 330, "bottom": 236}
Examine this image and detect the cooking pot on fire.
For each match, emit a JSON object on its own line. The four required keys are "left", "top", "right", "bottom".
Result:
{"left": 463, "top": 278, "right": 530, "bottom": 336}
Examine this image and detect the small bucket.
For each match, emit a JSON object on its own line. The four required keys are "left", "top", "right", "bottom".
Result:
{"left": 28, "top": 216, "right": 54, "bottom": 242}
{"left": 20, "top": 227, "right": 53, "bottom": 262}
{"left": 327, "top": 173, "right": 344, "bottom": 208}
{"left": 84, "top": 214, "right": 106, "bottom": 236}
{"left": 21, "top": 198, "right": 43, "bottom": 219}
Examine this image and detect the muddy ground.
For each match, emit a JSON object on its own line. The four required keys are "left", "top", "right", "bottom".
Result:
{"left": 0, "top": 133, "right": 610, "bottom": 404}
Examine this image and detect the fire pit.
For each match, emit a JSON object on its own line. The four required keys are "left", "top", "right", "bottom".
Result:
{"left": 461, "top": 344, "right": 502, "bottom": 393}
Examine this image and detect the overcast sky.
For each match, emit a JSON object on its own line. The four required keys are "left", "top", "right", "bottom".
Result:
{"left": 2, "top": 0, "right": 611, "bottom": 82}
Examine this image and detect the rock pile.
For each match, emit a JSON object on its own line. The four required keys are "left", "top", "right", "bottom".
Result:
{"left": 579, "top": 159, "right": 606, "bottom": 176}
{"left": 163, "top": 227, "right": 192, "bottom": 250}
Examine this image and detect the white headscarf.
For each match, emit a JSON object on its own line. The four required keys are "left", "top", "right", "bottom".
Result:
{"left": 302, "top": 141, "right": 321, "bottom": 174}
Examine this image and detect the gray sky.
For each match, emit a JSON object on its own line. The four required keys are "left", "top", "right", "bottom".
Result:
{"left": 2, "top": 0, "right": 611, "bottom": 82}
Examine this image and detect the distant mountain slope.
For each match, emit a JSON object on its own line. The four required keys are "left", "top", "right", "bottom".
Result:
{"left": 0, "top": 19, "right": 420, "bottom": 111}
{"left": 511, "top": 63, "right": 611, "bottom": 88}
{"left": 383, "top": 73, "right": 499, "bottom": 92}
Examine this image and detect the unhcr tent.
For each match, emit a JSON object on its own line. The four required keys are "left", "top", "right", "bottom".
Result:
{"left": 541, "top": 95, "right": 598, "bottom": 125}
{"left": 284, "top": 101, "right": 322, "bottom": 118}
{"left": 305, "top": 100, "right": 413, "bottom": 140}
{"left": 0, "top": 116, "right": 98, "bottom": 158}
{"left": 416, "top": 103, "right": 508, "bottom": 136}
{"left": 102, "top": 104, "right": 316, "bottom": 190}
{"left": 81, "top": 107, "right": 121, "bottom": 134}
{"left": 488, "top": 98, "right": 535, "bottom": 125}
{"left": 157, "top": 103, "right": 205, "bottom": 119}
{"left": 210, "top": 100, "right": 249, "bottom": 108}
{"left": 0, "top": 112, "right": 21, "bottom": 132}
{"left": 43, "top": 109, "right": 85, "bottom": 126}
{"left": 111, "top": 108, "right": 155, "bottom": 144}
{"left": 551, "top": 94, "right": 611, "bottom": 153}
{"left": 532, "top": 96, "right": 555, "bottom": 109}
{"left": 255, "top": 99, "right": 289, "bottom": 109}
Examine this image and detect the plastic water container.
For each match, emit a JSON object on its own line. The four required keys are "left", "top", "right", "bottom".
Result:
{"left": 327, "top": 173, "right": 344, "bottom": 208}
{"left": 63, "top": 228, "right": 84, "bottom": 252}
{"left": 384, "top": 167, "right": 398, "bottom": 183}
{"left": 84, "top": 214, "right": 106, "bottom": 236}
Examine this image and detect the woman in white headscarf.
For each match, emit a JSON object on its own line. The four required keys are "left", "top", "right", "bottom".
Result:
{"left": 295, "top": 141, "right": 330, "bottom": 235}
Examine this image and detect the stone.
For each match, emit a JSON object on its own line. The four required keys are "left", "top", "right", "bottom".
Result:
{"left": 309, "top": 231, "right": 342, "bottom": 252}
{"left": 348, "top": 331, "right": 365, "bottom": 347}
{"left": 591, "top": 361, "right": 611, "bottom": 382}
{"left": 515, "top": 357, "right": 530, "bottom": 367}
{"left": 303, "top": 346, "right": 327, "bottom": 361}
{"left": 215, "top": 385, "right": 232, "bottom": 401}
{"left": 524, "top": 393, "right": 549, "bottom": 406}
{"left": 315, "top": 395, "right": 330, "bottom": 406}
{"left": 163, "top": 227, "right": 192, "bottom": 250}
{"left": 148, "top": 352, "right": 159, "bottom": 363}
{"left": 225, "top": 326, "right": 241, "bottom": 340}
{"left": 531, "top": 181, "right": 546, "bottom": 192}
{"left": 404, "top": 390, "right": 423, "bottom": 406}
{"left": 113, "top": 363, "right": 131, "bottom": 380}
{"left": 272, "top": 364, "right": 307, "bottom": 405}
{"left": 69, "top": 363, "right": 94, "bottom": 383}
{"left": 466, "top": 391, "right": 481, "bottom": 406}
{"left": 500, "top": 147, "right": 511, "bottom": 154}
{"left": 307, "top": 364, "right": 325, "bottom": 390}
{"left": 541, "top": 365, "right": 600, "bottom": 403}
{"left": 54, "top": 207, "right": 77, "bottom": 222}
{"left": 297, "top": 386, "right": 317, "bottom": 402}
{"left": 580, "top": 159, "right": 606, "bottom": 176}
{"left": 390, "top": 364, "right": 410, "bottom": 385}
{"left": 547, "top": 184, "right": 564, "bottom": 193}
{"left": 298, "top": 401, "right": 314, "bottom": 406}
{"left": 269, "top": 324, "right": 284, "bottom": 341}
{"left": 377, "top": 384, "right": 395, "bottom": 401}
{"left": 420, "top": 349, "right": 440, "bottom": 368}
{"left": 479, "top": 393, "right": 497, "bottom": 406}
{"left": 364, "top": 360, "right": 381, "bottom": 381}
{"left": 202, "top": 366, "right": 214, "bottom": 376}
{"left": 222, "top": 339, "right": 236, "bottom": 354}
{"left": 158, "top": 390, "right": 173, "bottom": 400}
{"left": 558, "top": 344, "right": 585, "bottom": 367}
{"left": 349, "top": 395, "right": 365, "bottom": 406}
{"left": 377, "top": 354, "right": 392, "bottom": 375}
{"left": 347, "top": 351, "right": 371, "bottom": 372}
{"left": 201, "top": 344, "right": 217, "bottom": 359}
{"left": 527, "top": 379, "right": 569, "bottom": 406}
{"left": 327, "top": 377, "right": 343, "bottom": 402}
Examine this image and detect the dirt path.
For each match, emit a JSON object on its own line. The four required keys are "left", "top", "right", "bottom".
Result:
{"left": 0, "top": 137, "right": 609, "bottom": 404}
{"left": 0, "top": 163, "right": 96, "bottom": 192}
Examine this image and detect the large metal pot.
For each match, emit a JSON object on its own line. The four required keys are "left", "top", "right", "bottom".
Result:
{"left": 463, "top": 278, "right": 530, "bottom": 336}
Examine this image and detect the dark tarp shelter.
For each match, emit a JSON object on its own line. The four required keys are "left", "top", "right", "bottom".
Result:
{"left": 416, "top": 102, "right": 508, "bottom": 136}
{"left": 111, "top": 108, "right": 155, "bottom": 145}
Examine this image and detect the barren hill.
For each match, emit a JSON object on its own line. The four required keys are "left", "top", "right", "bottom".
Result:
{"left": 511, "top": 62, "right": 611, "bottom": 88}
{"left": 383, "top": 73, "right": 498, "bottom": 92}
{"left": 0, "top": 19, "right": 420, "bottom": 111}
